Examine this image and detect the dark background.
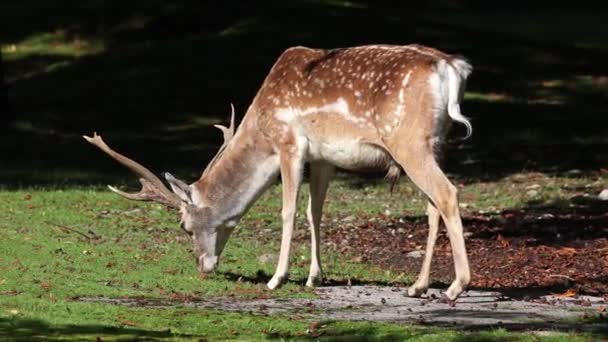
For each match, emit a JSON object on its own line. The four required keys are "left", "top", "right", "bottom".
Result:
{"left": 1, "top": 0, "right": 607, "bottom": 188}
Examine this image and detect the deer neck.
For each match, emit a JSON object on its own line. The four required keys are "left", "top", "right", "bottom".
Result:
{"left": 192, "top": 116, "right": 279, "bottom": 226}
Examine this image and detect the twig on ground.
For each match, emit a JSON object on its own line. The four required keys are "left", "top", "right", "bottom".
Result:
{"left": 45, "top": 221, "right": 94, "bottom": 240}
{"left": 549, "top": 274, "right": 575, "bottom": 282}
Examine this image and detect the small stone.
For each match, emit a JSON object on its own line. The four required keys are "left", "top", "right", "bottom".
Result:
{"left": 351, "top": 256, "right": 364, "bottom": 263}
{"left": 124, "top": 208, "right": 143, "bottom": 216}
{"left": 598, "top": 189, "right": 608, "bottom": 201}
{"left": 525, "top": 184, "right": 541, "bottom": 190}
{"left": 526, "top": 190, "right": 538, "bottom": 197}
{"left": 463, "top": 231, "right": 473, "bottom": 238}
{"left": 491, "top": 216, "right": 507, "bottom": 224}
{"left": 406, "top": 250, "right": 424, "bottom": 258}
{"left": 258, "top": 254, "right": 275, "bottom": 264}
{"left": 397, "top": 228, "right": 406, "bottom": 234}
{"left": 342, "top": 215, "right": 356, "bottom": 222}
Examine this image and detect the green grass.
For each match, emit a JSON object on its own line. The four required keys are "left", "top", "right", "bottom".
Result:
{"left": 2, "top": 1, "right": 607, "bottom": 339}
{"left": 1, "top": 174, "right": 607, "bottom": 340}
{"left": 2, "top": 32, "right": 105, "bottom": 61}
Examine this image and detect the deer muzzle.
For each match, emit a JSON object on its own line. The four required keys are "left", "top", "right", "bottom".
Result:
{"left": 197, "top": 254, "right": 218, "bottom": 273}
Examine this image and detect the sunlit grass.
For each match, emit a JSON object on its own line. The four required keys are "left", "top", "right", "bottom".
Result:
{"left": 1, "top": 171, "right": 605, "bottom": 339}
{"left": 2, "top": 32, "right": 105, "bottom": 61}
{"left": 427, "top": 10, "right": 608, "bottom": 49}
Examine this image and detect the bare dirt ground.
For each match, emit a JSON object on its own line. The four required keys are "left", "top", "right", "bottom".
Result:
{"left": 80, "top": 285, "right": 608, "bottom": 332}
{"left": 325, "top": 196, "right": 608, "bottom": 297}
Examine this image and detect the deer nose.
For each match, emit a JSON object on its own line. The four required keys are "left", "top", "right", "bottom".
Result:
{"left": 197, "top": 254, "right": 218, "bottom": 273}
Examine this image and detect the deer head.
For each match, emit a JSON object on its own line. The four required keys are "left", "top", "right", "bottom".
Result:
{"left": 83, "top": 105, "right": 236, "bottom": 273}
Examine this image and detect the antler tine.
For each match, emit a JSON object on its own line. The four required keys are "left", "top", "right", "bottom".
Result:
{"left": 202, "top": 104, "right": 237, "bottom": 177}
{"left": 83, "top": 133, "right": 182, "bottom": 208}
{"left": 213, "top": 103, "right": 236, "bottom": 143}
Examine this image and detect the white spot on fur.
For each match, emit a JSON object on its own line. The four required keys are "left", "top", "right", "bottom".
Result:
{"left": 398, "top": 70, "right": 413, "bottom": 103}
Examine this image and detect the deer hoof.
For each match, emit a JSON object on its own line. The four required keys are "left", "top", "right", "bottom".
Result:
{"left": 267, "top": 274, "right": 287, "bottom": 290}
{"left": 407, "top": 285, "right": 428, "bottom": 297}
{"left": 306, "top": 275, "right": 323, "bottom": 288}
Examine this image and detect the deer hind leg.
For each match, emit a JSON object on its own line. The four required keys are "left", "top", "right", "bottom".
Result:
{"left": 267, "top": 138, "right": 307, "bottom": 290}
{"left": 305, "top": 162, "right": 334, "bottom": 287}
{"left": 392, "top": 146, "right": 470, "bottom": 300}
{"left": 407, "top": 201, "right": 441, "bottom": 297}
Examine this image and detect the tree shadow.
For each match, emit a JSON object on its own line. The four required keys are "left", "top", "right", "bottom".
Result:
{"left": 2, "top": 0, "right": 607, "bottom": 188}
{"left": 421, "top": 311, "right": 608, "bottom": 335}
{"left": 221, "top": 270, "right": 396, "bottom": 288}
{"left": 0, "top": 316, "right": 201, "bottom": 341}
{"left": 264, "top": 322, "right": 422, "bottom": 341}
{"left": 330, "top": 194, "right": 608, "bottom": 296}
{"left": 466, "top": 196, "right": 608, "bottom": 245}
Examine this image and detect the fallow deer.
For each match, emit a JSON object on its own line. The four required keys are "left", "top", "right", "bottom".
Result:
{"left": 84, "top": 44, "right": 473, "bottom": 301}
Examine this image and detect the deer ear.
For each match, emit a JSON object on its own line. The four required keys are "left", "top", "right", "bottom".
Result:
{"left": 164, "top": 172, "right": 192, "bottom": 204}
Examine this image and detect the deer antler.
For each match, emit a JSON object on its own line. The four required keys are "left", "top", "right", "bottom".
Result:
{"left": 213, "top": 103, "right": 235, "bottom": 143}
{"left": 83, "top": 133, "right": 182, "bottom": 208}
{"left": 202, "top": 104, "right": 236, "bottom": 177}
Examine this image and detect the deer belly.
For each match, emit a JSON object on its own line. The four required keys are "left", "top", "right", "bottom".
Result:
{"left": 309, "top": 140, "right": 392, "bottom": 171}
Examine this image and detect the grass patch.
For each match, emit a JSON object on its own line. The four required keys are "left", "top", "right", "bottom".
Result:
{"left": 2, "top": 32, "right": 105, "bottom": 62}
{"left": 2, "top": 1, "right": 606, "bottom": 339}
{"left": 1, "top": 172, "right": 607, "bottom": 339}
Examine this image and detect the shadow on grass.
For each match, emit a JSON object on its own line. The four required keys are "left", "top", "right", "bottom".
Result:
{"left": 0, "top": 316, "right": 201, "bottom": 341}
{"left": 466, "top": 195, "right": 608, "bottom": 245}
{"left": 328, "top": 193, "right": 608, "bottom": 297}
{"left": 264, "top": 322, "right": 419, "bottom": 341}
{"left": 2, "top": 0, "right": 607, "bottom": 188}
{"left": 221, "top": 270, "right": 396, "bottom": 288}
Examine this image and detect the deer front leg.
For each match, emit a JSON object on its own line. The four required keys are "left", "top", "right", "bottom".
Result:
{"left": 305, "top": 162, "right": 333, "bottom": 287}
{"left": 267, "top": 143, "right": 306, "bottom": 290}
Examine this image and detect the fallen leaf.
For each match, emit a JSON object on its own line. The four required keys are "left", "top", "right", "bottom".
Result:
{"left": 557, "top": 247, "right": 577, "bottom": 256}
{"left": 308, "top": 321, "right": 321, "bottom": 334}
{"left": 119, "top": 320, "right": 138, "bottom": 327}
{"left": 496, "top": 234, "right": 510, "bottom": 248}
{"left": 555, "top": 289, "right": 577, "bottom": 298}
{"left": 0, "top": 290, "right": 19, "bottom": 296}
